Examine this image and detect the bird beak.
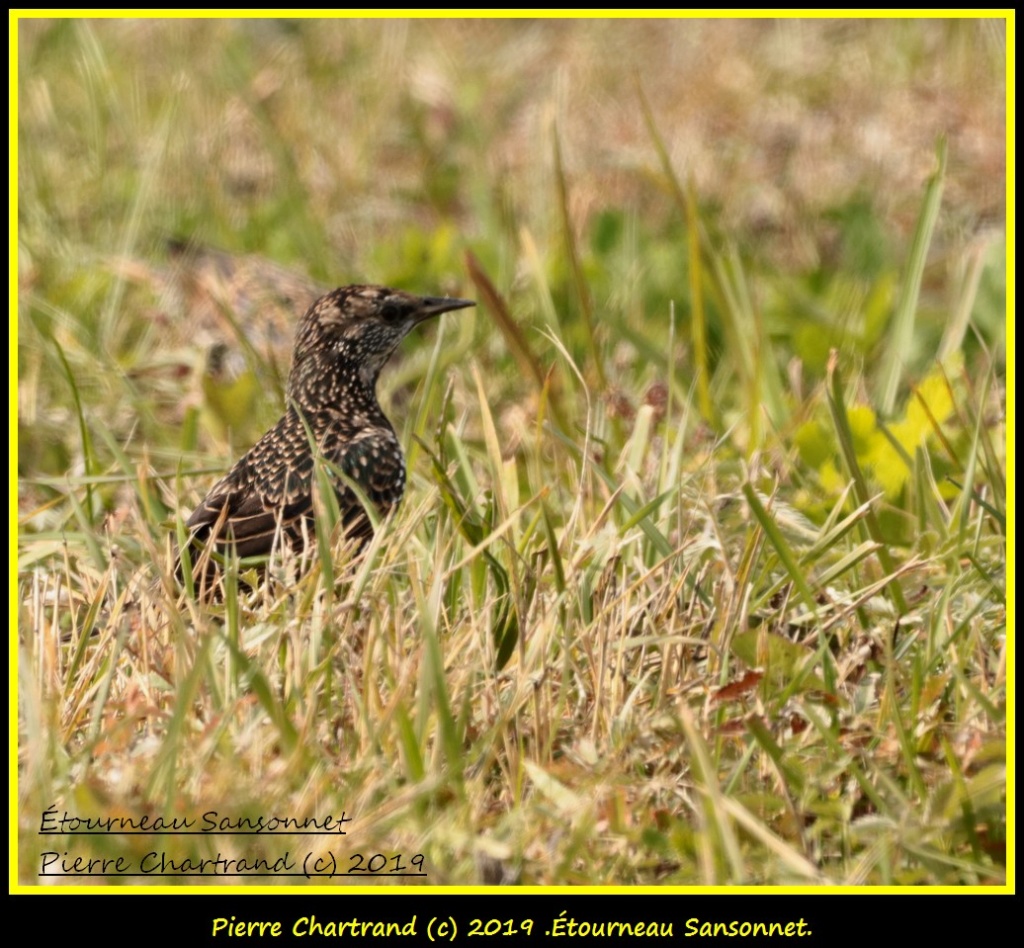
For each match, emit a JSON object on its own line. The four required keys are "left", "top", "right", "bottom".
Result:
{"left": 414, "top": 296, "right": 476, "bottom": 322}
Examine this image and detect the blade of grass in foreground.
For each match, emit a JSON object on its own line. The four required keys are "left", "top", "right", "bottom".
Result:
{"left": 826, "top": 352, "right": 909, "bottom": 614}
{"left": 48, "top": 335, "right": 98, "bottom": 527}
{"left": 219, "top": 630, "right": 300, "bottom": 754}
{"left": 465, "top": 249, "right": 568, "bottom": 434}
{"left": 147, "top": 628, "right": 215, "bottom": 805}
{"left": 552, "top": 127, "right": 604, "bottom": 389}
{"left": 741, "top": 483, "right": 819, "bottom": 617}
{"left": 876, "top": 137, "right": 947, "bottom": 415}
{"left": 677, "top": 702, "right": 746, "bottom": 884}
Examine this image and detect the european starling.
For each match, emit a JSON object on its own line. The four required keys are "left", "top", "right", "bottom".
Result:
{"left": 182, "top": 285, "right": 474, "bottom": 586}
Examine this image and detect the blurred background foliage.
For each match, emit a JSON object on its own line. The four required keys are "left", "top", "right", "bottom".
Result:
{"left": 18, "top": 19, "right": 1005, "bottom": 508}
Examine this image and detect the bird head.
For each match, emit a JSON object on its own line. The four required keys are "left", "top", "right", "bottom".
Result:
{"left": 288, "top": 285, "right": 475, "bottom": 403}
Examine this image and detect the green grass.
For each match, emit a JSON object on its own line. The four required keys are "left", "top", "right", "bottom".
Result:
{"left": 16, "top": 17, "right": 1007, "bottom": 886}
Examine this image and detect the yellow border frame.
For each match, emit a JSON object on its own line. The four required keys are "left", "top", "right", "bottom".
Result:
{"left": 10, "top": 9, "right": 1014, "bottom": 898}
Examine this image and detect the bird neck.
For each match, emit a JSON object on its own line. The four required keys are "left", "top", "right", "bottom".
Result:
{"left": 286, "top": 350, "right": 388, "bottom": 417}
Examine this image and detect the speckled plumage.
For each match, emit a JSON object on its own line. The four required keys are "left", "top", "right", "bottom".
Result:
{"left": 182, "top": 285, "right": 474, "bottom": 581}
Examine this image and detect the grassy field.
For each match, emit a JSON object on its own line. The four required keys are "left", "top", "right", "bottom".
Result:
{"left": 16, "top": 17, "right": 1007, "bottom": 887}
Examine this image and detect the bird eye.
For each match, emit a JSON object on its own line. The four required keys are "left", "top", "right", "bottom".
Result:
{"left": 380, "top": 302, "right": 402, "bottom": 321}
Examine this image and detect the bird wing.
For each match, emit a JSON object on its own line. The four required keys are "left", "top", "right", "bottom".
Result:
{"left": 318, "top": 422, "right": 406, "bottom": 541}
{"left": 185, "top": 411, "right": 404, "bottom": 560}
